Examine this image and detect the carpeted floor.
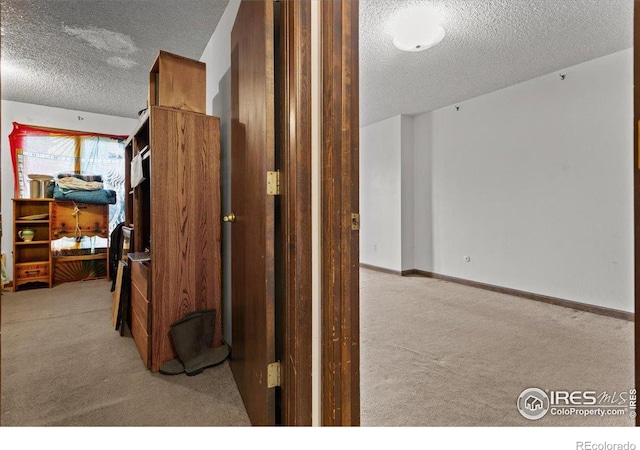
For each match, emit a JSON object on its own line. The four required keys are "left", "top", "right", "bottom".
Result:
{"left": 1, "top": 270, "right": 634, "bottom": 426}
{"left": 360, "top": 268, "right": 634, "bottom": 426}
{"left": 1, "top": 279, "right": 250, "bottom": 426}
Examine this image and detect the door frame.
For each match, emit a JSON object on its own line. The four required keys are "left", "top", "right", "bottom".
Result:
{"left": 319, "top": 0, "right": 361, "bottom": 426}
{"left": 273, "top": 0, "right": 361, "bottom": 426}
{"left": 275, "top": 0, "right": 313, "bottom": 426}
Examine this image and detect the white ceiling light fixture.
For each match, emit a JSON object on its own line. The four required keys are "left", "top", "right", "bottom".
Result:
{"left": 392, "top": 3, "right": 445, "bottom": 52}
{"left": 1, "top": 60, "right": 23, "bottom": 77}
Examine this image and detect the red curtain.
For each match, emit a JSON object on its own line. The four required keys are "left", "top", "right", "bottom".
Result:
{"left": 9, "top": 122, "right": 127, "bottom": 197}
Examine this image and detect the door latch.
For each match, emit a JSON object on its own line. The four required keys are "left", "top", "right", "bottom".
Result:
{"left": 351, "top": 213, "right": 360, "bottom": 230}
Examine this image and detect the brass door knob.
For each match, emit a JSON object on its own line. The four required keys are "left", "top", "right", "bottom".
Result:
{"left": 223, "top": 212, "right": 236, "bottom": 223}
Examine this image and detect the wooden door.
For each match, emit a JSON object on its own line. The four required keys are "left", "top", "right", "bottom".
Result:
{"left": 230, "top": 0, "right": 277, "bottom": 426}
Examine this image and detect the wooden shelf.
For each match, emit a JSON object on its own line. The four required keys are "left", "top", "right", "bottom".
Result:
{"left": 125, "top": 108, "right": 221, "bottom": 372}
{"left": 54, "top": 254, "right": 107, "bottom": 262}
{"left": 15, "top": 277, "right": 50, "bottom": 286}
{"left": 16, "top": 220, "right": 50, "bottom": 224}
{"left": 15, "top": 240, "right": 51, "bottom": 246}
{"left": 125, "top": 109, "right": 150, "bottom": 147}
{"left": 13, "top": 199, "right": 110, "bottom": 290}
{"left": 12, "top": 198, "right": 54, "bottom": 202}
{"left": 53, "top": 231, "right": 107, "bottom": 237}
{"left": 123, "top": 51, "right": 219, "bottom": 373}
{"left": 149, "top": 51, "right": 206, "bottom": 114}
{"left": 13, "top": 199, "right": 53, "bottom": 291}
{"left": 15, "top": 260, "right": 50, "bottom": 266}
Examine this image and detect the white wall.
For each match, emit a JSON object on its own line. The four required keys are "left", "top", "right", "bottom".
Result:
{"left": 400, "top": 115, "right": 414, "bottom": 271}
{"left": 412, "top": 112, "right": 434, "bottom": 271}
{"left": 1, "top": 100, "right": 138, "bottom": 280}
{"left": 360, "top": 114, "right": 419, "bottom": 272}
{"left": 360, "top": 115, "right": 403, "bottom": 271}
{"left": 410, "top": 48, "right": 633, "bottom": 312}
{"left": 199, "top": 0, "right": 240, "bottom": 345}
{"left": 200, "top": 0, "right": 241, "bottom": 116}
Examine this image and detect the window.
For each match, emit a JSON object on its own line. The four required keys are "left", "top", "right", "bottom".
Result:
{"left": 9, "top": 122, "right": 128, "bottom": 233}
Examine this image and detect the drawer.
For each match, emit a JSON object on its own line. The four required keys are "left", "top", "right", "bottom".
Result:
{"left": 131, "top": 261, "right": 149, "bottom": 296}
{"left": 131, "top": 283, "right": 150, "bottom": 333}
{"left": 15, "top": 262, "right": 50, "bottom": 280}
{"left": 131, "top": 308, "right": 151, "bottom": 369}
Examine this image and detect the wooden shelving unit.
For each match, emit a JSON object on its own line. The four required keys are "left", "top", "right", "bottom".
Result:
{"left": 12, "top": 198, "right": 110, "bottom": 290}
{"left": 124, "top": 50, "right": 221, "bottom": 372}
{"left": 149, "top": 50, "right": 206, "bottom": 113}
{"left": 12, "top": 198, "right": 54, "bottom": 291}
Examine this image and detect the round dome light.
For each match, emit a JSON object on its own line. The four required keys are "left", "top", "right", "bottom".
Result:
{"left": 392, "top": 4, "right": 445, "bottom": 52}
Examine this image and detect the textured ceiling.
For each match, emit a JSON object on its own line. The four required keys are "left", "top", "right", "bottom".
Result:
{"left": 1, "top": 1, "right": 634, "bottom": 123}
{"left": 360, "top": 0, "right": 633, "bottom": 126}
{"left": 1, "top": 0, "right": 229, "bottom": 118}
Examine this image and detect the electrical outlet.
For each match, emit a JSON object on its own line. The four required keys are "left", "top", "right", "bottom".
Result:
{"left": 373, "top": 244, "right": 377, "bottom": 252}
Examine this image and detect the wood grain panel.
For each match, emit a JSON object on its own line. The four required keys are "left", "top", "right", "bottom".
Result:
{"left": 150, "top": 106, "right": 221, "bottom": 372}
{"left": 321, "top": 0, "right": 360, "bottom": 426}
{"left": 192, "top": 116, "right": 222, "bottom": 340}
{"left": 150, "top": 51, "right": 206, "bottom": 113}
{"left": 14, "top": 262, "right": 50, "bottom": 286}
{"left": 275, "top": 0, "right": 313, "bottom": 426}
{"left": 131, "top": 308, "right": 151, "bottom": 369}
{"left": 230, "top": 0, "right": 277, "bottom": 426}
{"left": 131, "top": 260, "right": 149, "bottom": 299}
{"left": 131, "top": 283, "right": 149, "bottom": 332}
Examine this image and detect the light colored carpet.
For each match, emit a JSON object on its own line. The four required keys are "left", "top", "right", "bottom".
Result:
{"left": 1, "top": 271, "right": 635, "bottom": 427}
{"left": 1, "top": 279, "right": 251, "bottom": 426}
{"left": 360, "top": 268, "right": 634, "bottom": 426}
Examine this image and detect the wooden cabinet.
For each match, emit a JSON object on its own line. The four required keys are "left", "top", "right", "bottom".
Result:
{"left": 12, "top": 199, "right": 110, "bottom": 290}
{"left": 149, "top": 50, "right": 206, "bottom": 114}
{"left": 50, "top": 201, "right": 110, "bottom": 284}
{"left": 12, "top": 198, "right": 54, "bottom": 290}
{"left": 125, "top": 103, "right": 222, "bottom": 372}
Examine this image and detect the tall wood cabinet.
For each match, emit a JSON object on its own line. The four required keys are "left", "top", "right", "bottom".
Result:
{"left": 124, "top": 52, "right": 222, "bottom": 372}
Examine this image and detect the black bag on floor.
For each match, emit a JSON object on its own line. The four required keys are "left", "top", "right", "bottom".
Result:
{"left": 109, "top": 222, "right": 125, "bottom": 291}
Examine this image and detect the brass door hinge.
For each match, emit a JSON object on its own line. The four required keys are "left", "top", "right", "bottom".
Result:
{"left": 267, "top": 170, "right": 280, "bottom": 196}
{"left": 267, "top": 361, "right": 281, "bottom": 388}
{"left": 351, "top": 213, "right": 360, "bottom": 230}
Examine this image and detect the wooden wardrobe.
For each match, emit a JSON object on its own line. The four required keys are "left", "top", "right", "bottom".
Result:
{"left": 124, "top": 51, "right": 222, "bottom": 371}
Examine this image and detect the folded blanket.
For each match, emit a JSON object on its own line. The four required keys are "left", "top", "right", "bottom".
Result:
{"left": 53, "top": 185, "right": 116, "bottom": 205}
{"left": 56, "top": 173, "right": 103, "bottom": 183}
{"left": 57, "top": 176, "right": 104, "bottom": 191}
